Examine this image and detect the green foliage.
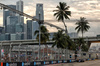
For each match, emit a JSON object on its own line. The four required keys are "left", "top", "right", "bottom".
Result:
{"left": 52, "top": 30, "right": 74, "bottom": 49}
{"left": 53, "top": 2, "right": 71, "bottom": 34}
{"left": 53, "top": 2, "right": 71, "bottom": 22}
{"left": 81, "top": 44, "right": 88, "bottom": 52}
{"left": 75, "top": 17, "right": 90, "bottom": 51}
{"left": 75, "top": 38, "right": 88, "bottom": 52}
{"left": 76, "top": 38, "right": 85, "bottom": 46}
{"left": 75, "top": 17, "right": 90, "bottom": 37}
{"left": 34, "top": 25, "right": 50, "bottom": 44}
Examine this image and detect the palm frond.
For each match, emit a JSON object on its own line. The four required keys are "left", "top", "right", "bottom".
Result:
{"left": 75, "top": 17, "right": 90, "bottom": 36}
{"left": 65, "top": 11, "right": 71, "bottom": 16}
{"left": 35, "top": 25, "right": 49, "bottom": 44}
{"left": 53, "top": 2, "right": 71, "bottom": 34}
{"left": 34, "top": 30, "right": 39, "bottom": 35}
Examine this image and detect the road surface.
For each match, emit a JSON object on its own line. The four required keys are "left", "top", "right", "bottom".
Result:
{"left": 46, "top": 60, "right": 100, "bottom": 66}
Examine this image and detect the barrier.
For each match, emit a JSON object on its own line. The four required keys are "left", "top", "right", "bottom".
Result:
{"left": 1, "top": 62, "right": 3, "bottom": 66}
{"left": 2, "top": 62, "right": 22, "bottom": 66}
{"left": 0, "top": 58, "right": 98, "bottom": 66}
{"left": 0, "top": 60, "right": 67, "bottom": 66}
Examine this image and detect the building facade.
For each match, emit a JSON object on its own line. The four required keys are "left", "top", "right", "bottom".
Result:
{"left": 36, "top": 4, "right": 44, "bottom": 21}
{"left": 16, "top": 0, "right": 24, "bottom": 23}
{"left": 27, "top": 20, "right": 32, "bottom": 39}
{"left": 27, "top": 20, "right": 39, "bottom": 39}
{"left": 7, "top": 16, "right": 18, "bottom": 33}
{"left": 0, "top": 26, "right": 4, "bottom": 34}
{"left": 3, "top": 5, "right": 16, "bottom": 33}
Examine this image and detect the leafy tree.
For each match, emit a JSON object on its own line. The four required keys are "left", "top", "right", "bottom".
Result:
{"left": 81, "top": 44, "right": 88, "bottom": 52}
{"left": 53, "top": 2, "right": 71, "bottom": 34}
{"left": 75, "top": 38, "right": 88, "bottom": 52}
{"left": 52, "top": 30, "right": 73, "bottom": 49}
{"left": 75, "top": 17, "right": 90, "bottom": 37}
{"left": 34, "top": 25, "right": 50, "bottom": 44}
{"left": 76, "top": 38, "right": 85, "bottom": 47}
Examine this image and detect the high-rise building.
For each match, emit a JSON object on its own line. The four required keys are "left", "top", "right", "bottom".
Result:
{"left": 24, "top": 24, "right": 27, "bottom": 39}
{"left": 32, "top": 21, "right": 39, "bottom": 39}
{"left": 10, "top": 33, "right": 24, "bottom": 40}
{"left": 10, "top": 34, "right": 16, "bottom": 40}
{"left": 15, "top": 22, "right": 24, "bottom": 33}
{"left": 16, "top": 0, "right": 24, "bottom": 38}
{"left": 5, "top": 33, "right": 10, "bottom": 40}
{"left": 3, "top": 5, "right": 16, "bottom": 33}
{"left": 16, "top": 0, "right": 23, "bottom": 12}
{"left": 2, "top": 0, "right": 25, "bottom": 41}
{"left": 16, "top": 33, "right": 24, "bottom": 40}
{"left": 27, "top": 20, "right": 39, "bottom": 39}
{"left": 36, "top": 4, "right": 44, "bottom": 21}
{"left": 0, "top": 26, "right": 4, "bottom": 34}
{"left": 7, "top": 16, "right": 18, "bottom": 33}
{"left": 27, "top": 20, "right": 32, "bottom": 39}
{"left": 15, "top": 22, "right": 24, "bottom": 40}
{"left": 16, "top": 0, "right": 24, "bottom": 23}
{"left": 0, "top": 34, "right": 5, "bottom": 41}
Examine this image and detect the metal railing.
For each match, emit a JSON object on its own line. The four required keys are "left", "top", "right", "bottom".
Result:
{"left": 0, "top": 45, "right": 99, "bottom": 62}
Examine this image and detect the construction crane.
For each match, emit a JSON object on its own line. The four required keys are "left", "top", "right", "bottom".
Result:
{"left": 0, "top": 3, "right": 65, "bottom": 31}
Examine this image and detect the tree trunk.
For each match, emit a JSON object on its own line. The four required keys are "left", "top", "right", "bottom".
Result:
{"left": 62, "top": 20, "right": 68, "bottom": 35}
{"left": 82, "top": 31, "right": 83, "bottom": 38}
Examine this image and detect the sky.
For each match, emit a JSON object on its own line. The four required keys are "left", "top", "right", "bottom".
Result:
{"left": 0, "top": 0, "right": 100, "bottom": 37}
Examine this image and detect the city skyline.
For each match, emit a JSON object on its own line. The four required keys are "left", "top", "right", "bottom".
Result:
{"left": 0, "top": 0, "right": 25, "bottom": 41}
{"left": 0, "top": 0, "right": 100, "bottom": 36}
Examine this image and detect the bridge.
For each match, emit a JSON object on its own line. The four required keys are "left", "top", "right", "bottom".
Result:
{"left": 0, "top": 36, "right": 100, "bottom": 46}
{"left": 72, "top": 36, "right": 100, "bottom": 44}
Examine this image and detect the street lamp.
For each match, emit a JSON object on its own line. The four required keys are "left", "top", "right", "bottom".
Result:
{"left": 38, "top": 12, "right": 41, "bottom": 60}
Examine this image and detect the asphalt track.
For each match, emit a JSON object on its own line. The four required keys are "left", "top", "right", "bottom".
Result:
{"left": 46, "top": 60, "right": 100, "bottom": 66}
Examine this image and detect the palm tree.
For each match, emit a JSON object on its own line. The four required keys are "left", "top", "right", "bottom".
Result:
{"left": 34, "top": 25, "right": 50, "bottom": 44}
{"left": 75, "top": 38, "right": 88, "bottom": 51}
{"left": 53, "top": 2, "right": 71, "bottom": 34}
{"left": 75, "top": 17, "right": 90, "bottom": 38}
{"left": 76, "top": 38, "right": 85, "bottom": 47}
{"left": 52, "top": 30, "right": 73, "bottom": 49}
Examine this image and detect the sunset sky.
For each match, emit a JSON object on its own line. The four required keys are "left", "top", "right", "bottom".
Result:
{"left": 0, "top": 0, "right": 100, "bottom": 36}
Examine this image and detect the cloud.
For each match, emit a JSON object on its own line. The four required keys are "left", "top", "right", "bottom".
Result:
{"left": 0, "top": 0, "right": 100, "bottom": 36}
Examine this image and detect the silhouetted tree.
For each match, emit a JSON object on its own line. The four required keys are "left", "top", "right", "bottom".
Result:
{"left": 53, "top": 2, "right": 71, "bottom": 34}
{"left": 75, "top": 17, "right": 90, "bottom": 38}
{"left": 34, "top": 25, "right": 50, "bottom": 45}
{"left": 52, "top": 30, "right": 74, "bottom": 50}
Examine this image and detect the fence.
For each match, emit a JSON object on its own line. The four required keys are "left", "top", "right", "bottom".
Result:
{"left": 0, "top": 45, "right": 99, "bottom": 62}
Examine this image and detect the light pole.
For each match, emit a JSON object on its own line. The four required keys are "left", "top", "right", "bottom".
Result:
{"left": 38, "top": 12, "right": 41, "bottom": 60}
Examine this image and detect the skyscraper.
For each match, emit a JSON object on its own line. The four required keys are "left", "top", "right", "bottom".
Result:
{"left": 16, "top": 0, "right": 24, "bottom": 40}
{"left": 27, "top": 20, "right": 32, "bottom": 39}
{"left": 16, "top": 33, "right": 24, "bottom": 40}
{"left": 16, "top": 0, "right": 23, "bottom": 12}
{"left": 16, "top": 0, "right": 24, "bottom": 23}
{"left": 26, "top": 3, "right": 44, "bottom": 39}
{"left": 15, "top": 22, "right": 24, "bottom": 33}
{"left": 7, "top": 16, "right": 18, "bottom": 33}
{"left": 36, "top": 4, "right": 44, "bottom": 21}
{"left": 32, "top": 21, "right": 39, "bottom": 39}
{"left": 27, "top": 20, "right": 39, "bottom": 39}
{"left": 5, "top": 33, "right": 10, "bottom": 40}
{"left": 0, "top": 26, "right": 4, "bottom": 34}
{"left": 2, "top": 0, "right": 24, "bottom": 41}
{"left": 3, "top": 5, "right": 16, "bottom": 33}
